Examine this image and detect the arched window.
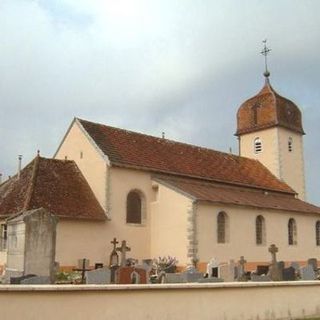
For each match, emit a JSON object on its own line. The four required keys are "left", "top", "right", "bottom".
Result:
{"left": 126, "top": 190, "right": 144, "bottom": 224}
{"left": 288, "top": 218, "right": 297, "bottom": 245}
{"left": 254, "top": 137, "right": 262, "bottom": 154}
{"left": 217, "top": 212, "right": 229, "bottom": 243}
{"left": 256, "top": 215, "right": 266, "bottom": 245}
{"left": 288, "top": 137, "right": 293, "bottom": 152}
{"left": 316, "top": 221, "right": 320, "bottom": 246}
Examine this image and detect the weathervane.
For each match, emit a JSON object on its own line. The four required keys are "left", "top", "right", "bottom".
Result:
{"left": 260, "top": 39, "right": 271, "bottom": 77}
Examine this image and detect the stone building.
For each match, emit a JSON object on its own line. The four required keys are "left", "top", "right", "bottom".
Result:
{"left": 0, "top": 73, "right": 319, "bottom": 271}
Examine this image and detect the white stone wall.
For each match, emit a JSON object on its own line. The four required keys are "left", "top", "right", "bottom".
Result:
{"left": 1, "top": 282, "right": 320, "bottom": 320}
{"left": 197, "top": 202, "right": 320, "bottom": 265}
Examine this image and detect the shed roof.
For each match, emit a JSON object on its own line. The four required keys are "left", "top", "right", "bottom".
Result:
{"left": 0, "top": 156, "right": 106, "bottom": 220}
{"left": 154, "top": 176, "right": 320, "bottom": 214}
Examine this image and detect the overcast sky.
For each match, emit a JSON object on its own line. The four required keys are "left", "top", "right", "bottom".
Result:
{"left": 0, "top": 0, "right": 319, "bottom": 204}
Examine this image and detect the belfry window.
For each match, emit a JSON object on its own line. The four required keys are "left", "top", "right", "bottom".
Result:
{"left": 288, "top": 137, "right": 293, "bottom": 152}
{"left": 316, "top": 221, "right": 320, "bottom": 246}
{"left": 126, "top": 190, "right": 145, "bottom": 224}
{"left": 288, "top": 218, "right": 297, "bottom": 245}
{"left": 255, "top": 215, "right": 266, "bottom": 245}
{"left": 217, "top": 211, "right": 229, "bottom": 243}
{"left": 254, "top": 138, "right": 262, "bottom": 154}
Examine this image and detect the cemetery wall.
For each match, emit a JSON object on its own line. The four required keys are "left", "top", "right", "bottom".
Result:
{"left": 197, "top": 203, "right": 320, "bottom": 269}
{"left": 1, "top": 282, "right": 320, "bottom": 320}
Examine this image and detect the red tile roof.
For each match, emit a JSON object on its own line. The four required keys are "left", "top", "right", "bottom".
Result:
{"left": 236, "top": 78, "right": 304, "bottom": 135}
{"left": 0, "top": 156, "right": 106, "bottom": 220}
{"left": 155, "top": 176, "right": 320, "bottom": 214}
{"left": 78, "top": 118, "right": 295, "bottom": 194}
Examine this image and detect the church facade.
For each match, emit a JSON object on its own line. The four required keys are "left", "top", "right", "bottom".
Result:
{"left": 0, "top": 74, "right": 319, "bottom": 271}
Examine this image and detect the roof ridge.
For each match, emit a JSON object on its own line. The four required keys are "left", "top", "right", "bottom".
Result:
{"left": 23, "top": 155, "right": 41, "bottom": 211}
{"left": 78, "top": 118, "right": 250, "bottom": 161}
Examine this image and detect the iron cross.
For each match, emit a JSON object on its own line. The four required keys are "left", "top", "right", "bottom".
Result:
{"left": 261, "top": 39, "right": 271, "bottom": 76}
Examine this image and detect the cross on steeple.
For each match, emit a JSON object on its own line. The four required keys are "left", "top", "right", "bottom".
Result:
{"left": 261, "top": 39, "right": 271, "bottom": 78}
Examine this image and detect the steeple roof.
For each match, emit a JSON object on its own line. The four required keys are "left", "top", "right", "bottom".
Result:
{"left": 236, "top": 77, "right": 304, "bottom": 136}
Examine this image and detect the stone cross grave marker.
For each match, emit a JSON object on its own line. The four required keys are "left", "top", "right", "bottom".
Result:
{"left": 268, "top": 244, "right": 282, "bottom": 281}
{"left": 109, "top": 238, "right": 119, "bottom": 267}
{"left": 116, "top": 240, "right": 131, "bottom": 267}
{"left": 237, "top": 256, "right": 247, "bottom": 281}
{"left": 268, "top": 244, "right": 278, "bottom": 264}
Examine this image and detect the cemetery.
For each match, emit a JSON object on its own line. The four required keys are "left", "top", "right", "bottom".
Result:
{"left": 1, "top": 209, "right": 320, "bottom": 319}
{"left": 1, "top": 208, "right": 320, "bottom": 285}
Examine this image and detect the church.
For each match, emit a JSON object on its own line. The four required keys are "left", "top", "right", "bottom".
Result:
{"left": 0, "top": 70, "right": 319, "bottom": 272}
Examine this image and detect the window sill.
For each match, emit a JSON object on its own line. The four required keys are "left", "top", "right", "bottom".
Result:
{"left": 126, "top": 222, "right": 146, "bottom": 227}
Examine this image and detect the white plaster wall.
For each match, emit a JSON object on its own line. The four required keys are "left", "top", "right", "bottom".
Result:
{"left": 54, "top": 121, "right": 107, "bottom": 210}
{"left": 1, "top": 283, "right": 320, "bottom": 320}
{"left": 239, "top": 127, "right": 306, "bottom": 200}
{"left": 105, "top": 167, "right": 153, "bottom": 262}
{"left": 55, "top": 220, "right": 108, "bottom": 266}
{"left": 150, "top": 183, "right": 192, "bottom": 265}
{"left": 278, "top": 127, "right": 305, "bottom": 200}
{"left": 51, "top": 167, "right": 155, "bottom": 267}
{"left": 197, "top": 203, "right": 320, "bottom": 264}
{"left": 239, "top": 127, "right": 280, "bottom": 177}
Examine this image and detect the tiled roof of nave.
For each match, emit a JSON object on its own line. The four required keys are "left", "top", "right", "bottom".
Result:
{"left": 78, "top": 118, "right": 294, "bottom": 194}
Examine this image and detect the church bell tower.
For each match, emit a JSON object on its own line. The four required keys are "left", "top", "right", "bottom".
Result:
{"left": 235, "top": 42, "right": 306, "bottom": 200}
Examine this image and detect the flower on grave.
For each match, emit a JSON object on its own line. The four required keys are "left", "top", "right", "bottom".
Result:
{"left": 153, "top": 256, "right": 178, "bottom": 273}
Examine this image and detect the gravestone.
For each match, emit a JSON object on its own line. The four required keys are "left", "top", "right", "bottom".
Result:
{"left": 282, "top": 267, "right": 296, "bottom": 281}
{"left": 21, "top": 275, "right": 51, "bottom": 284}
{"left": 198, "top": 277, "right": 224, "bottom": 283}
{"left": 116, "top": 240, "right": 131, "bottom": 267}
{"left": 86, "top": 267, "right": 111, "bottom": 284}
{"left": 256, "top": 265, "right": 269, "bottom": 275}
{"left": 109, "top": 238, "right": 119, "bottom": 267}
{"left": 10, "top": 274, "right": 36, "bottom": 284}
{"left": 165, "top": 273, "right": 186, "bottom": 283}
{"left": 5, "top": 208, "right": 58, "bottom": 284}
{"left": 237, "top": 256, "right": 247, "bottom": 281}
{"left": 267, "top": 244, "right": 282, "bottom": 281}
{"left": 300, "top": 265, "right": 316, "bottom": 280}
{"left": 307, "top": 258, "right": 318, "bottom": 271}
{"left": 251, "top": 274, "right": 271, "bottom": 282}
{"left": 219, "top": 260, "right": 236, "bottom": 282}
{"left": 181, "top": 266, "right": 203, "bottom": 283}
{"left": 290, "top": 262, "right": 300, "bottom": 272}
{"left": 116, "top": 266, "right": 147, "bottom": 284}
{"left": 206, "top": 258, "right": 219, "bottom": 278}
